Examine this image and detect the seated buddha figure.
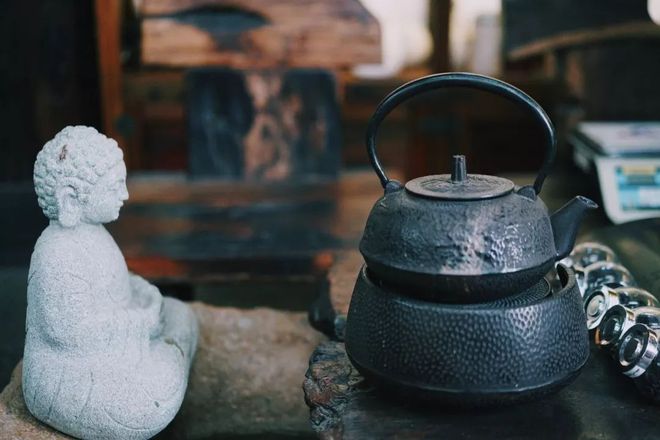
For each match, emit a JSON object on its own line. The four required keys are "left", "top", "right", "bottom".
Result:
{"left": 23, "top": 126, "right": 198, "bottom": 439}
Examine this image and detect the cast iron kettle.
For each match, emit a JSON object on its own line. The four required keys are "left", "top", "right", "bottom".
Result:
{"left": 360, "top": 72, "right": 598, "bottom": 303}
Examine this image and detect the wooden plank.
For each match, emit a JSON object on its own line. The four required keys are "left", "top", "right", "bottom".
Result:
{"left": 123, "top": 70, "right": 185, "bottom": 104}
{"left": 503, "top": 0, "right": 651, "bottom": 53}
{"left": 560, "top": 41, "right": 660, "bottom": 120}
{"left": 508, "top": 21, "right": 660, "bottom": 61}
{"left": 95, "top": 0, "right": 131, "bottom": 164}
{"left": 122, "top": 71, "right": 189, "bottom": 169}
{"left": 139, "top": 0, "right": 381, "bottom": 68}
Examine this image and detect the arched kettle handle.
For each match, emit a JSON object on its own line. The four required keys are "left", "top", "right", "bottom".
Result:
{"left": 366, "top": 72, "right": 556, "bottom": 195}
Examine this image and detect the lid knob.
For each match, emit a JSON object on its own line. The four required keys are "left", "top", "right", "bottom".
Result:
{"left": 405, "top": 153, "right": 514, "bottom": 199}
{"left": 451, "top": 155, "right": 467, "bottom": 182}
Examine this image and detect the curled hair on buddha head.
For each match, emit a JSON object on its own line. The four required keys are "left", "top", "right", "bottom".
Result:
{"left": 34, "top": 126, "right": 123, "bottom": 227}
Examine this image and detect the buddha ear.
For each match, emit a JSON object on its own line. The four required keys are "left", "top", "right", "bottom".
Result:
{"left": 55, "top": 186, "right": 82, "bottom": 228}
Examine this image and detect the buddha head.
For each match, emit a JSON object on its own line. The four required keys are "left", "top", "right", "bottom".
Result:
{"left": 34, "top": 126, "right": 128, "bottom": 227}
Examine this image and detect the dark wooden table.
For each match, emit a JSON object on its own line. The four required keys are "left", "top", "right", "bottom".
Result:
{"left": 108, "top": 171, "right": 389, "bottom": 285}
{"left": 0, "top": 170, "right": 391, "bottom": 279}
{"left": 304, "top": 339, "right": 660, "bottom": 440}
{"left": 112, "top": 167, "right": 606, "bottom": 280}
{"left": 0, "top": 165, "right": 605, "bottom": 279}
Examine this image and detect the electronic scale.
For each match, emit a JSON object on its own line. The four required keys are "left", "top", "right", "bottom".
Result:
{"left": 570, "top": 122, "right": 660, "bottom": 224}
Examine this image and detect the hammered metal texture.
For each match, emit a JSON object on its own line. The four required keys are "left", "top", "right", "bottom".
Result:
{"left": 359, "top": 187, "right": 557, "bottom": 301}
{"left": 345, "top": 266, "right": 589, "bottom": 404}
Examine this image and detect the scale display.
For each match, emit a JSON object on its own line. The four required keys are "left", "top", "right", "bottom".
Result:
{"left": 616, "top": 165, "right": 660, "bottom": 211}
{"left": 571, "top": 122, "right": 660, "bottom": 224}
{"left": 595, "top": 158, "right": 660, "bottom": 223}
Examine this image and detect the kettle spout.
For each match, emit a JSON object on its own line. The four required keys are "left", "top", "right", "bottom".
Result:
{"left": 551, "top": 196, "right": 598, "bottom": 259}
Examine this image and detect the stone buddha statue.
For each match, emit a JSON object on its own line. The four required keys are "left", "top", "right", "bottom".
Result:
{"left": 23, "top": 126, "right": 198, "bottom": 439}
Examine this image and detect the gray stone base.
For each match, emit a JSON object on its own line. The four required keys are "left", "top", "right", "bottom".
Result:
{"left": 0, "top": 303, "right": 324, "bottom": 439}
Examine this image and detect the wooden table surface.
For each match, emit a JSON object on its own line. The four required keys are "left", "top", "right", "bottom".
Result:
{"left": 109, "top": 170, "right": 388, "bottom": 284}
{"left": 304, "top": 339, "right": 660, "bottom": 440}
{"left": 110, "top": 167, "right": 606, "bottom": 282}
{"left": 0, "top": 165, "right": 606, "bottom": 277}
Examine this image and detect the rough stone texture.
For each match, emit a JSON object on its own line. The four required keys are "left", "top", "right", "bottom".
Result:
{"left": 166, "top": 304, "right": 325, "bottom": 438}
{"left": 1, "top": 304, "right": 325, "bottom": 439}
{"left": 24, "top": 126, "right": 198, "bottom": 439}
{"left": 0, "top": 363, "right": 71, "bottom": 440}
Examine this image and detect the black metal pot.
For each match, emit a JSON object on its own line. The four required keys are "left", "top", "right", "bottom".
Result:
{"left": 345, "top": 265, "right": 589, "bottom": 406}
{"left": 360, "top": 73, "right": 597, "bottom": 303}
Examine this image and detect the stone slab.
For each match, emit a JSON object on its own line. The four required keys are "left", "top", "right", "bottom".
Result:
{"left": 1, "top": 303, "right": 325, "bottom": 439}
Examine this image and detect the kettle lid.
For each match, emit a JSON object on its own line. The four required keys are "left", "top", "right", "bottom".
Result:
{"left": 405, "top": 155, "right": 514, "bottom": 200}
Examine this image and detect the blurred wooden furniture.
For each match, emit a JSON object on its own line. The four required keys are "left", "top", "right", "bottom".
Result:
{"left": 94, "top": 0, "right": 381, "bottom": 173}
{"left": 95, "top": 0, "right": 129, "bottom": 164}
{"left": 186, "top": 68, "right": 341, "bottom": 180}
{"left": 503, "top": 0, "right": 654, "bottom": 55}
{"left": 0, "top": 169, "right": 392, "bottom": 282}
{"left": 140, "top": 0, "right": 380, "bottom": 68}
{"left": 95, "top": 0, "right": 457, "bottom": 178}
{"left": 508, "top": 21, "right": 660, "bottom": 61}
{"left": 106, "top": 170, "right": 390, "bottom": 284}
{"left": 404, "top": 78, "right": 565, "bottom": 180}
{"left": 504, "top": 0, "right": 660, "bottom": 122}
{"left": 0, "top": 0, "right": 100, "bottom": 182}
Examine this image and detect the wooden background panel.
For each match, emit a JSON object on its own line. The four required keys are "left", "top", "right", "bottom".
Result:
{"left": 140, "top": 0, "right": 381, "bottom": 68}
